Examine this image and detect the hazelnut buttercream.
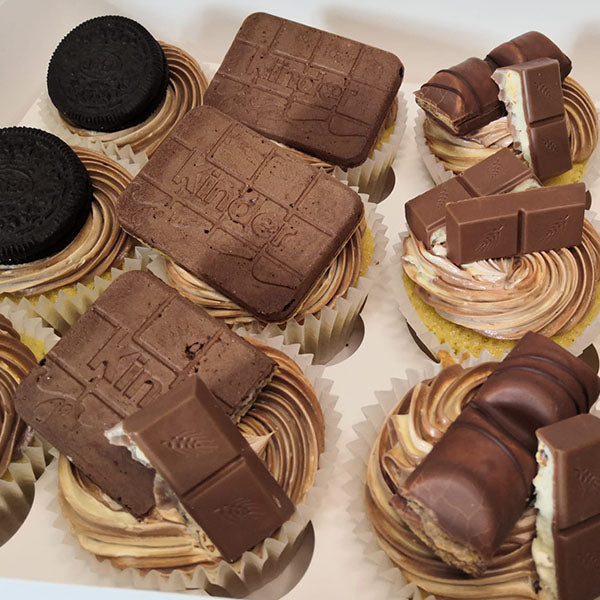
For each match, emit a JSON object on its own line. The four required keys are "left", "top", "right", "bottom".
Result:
{"left": 58, "top": 338, "right": 324, "bottom": 572}
{"left": 423, "top": 77, "right": 598, "bottom": 174}
{"left": 366, "top": 364, "right": 539, "bottom": 599}
{"left": 402, "top": 219, "right": 600, "bottom": 340}
{"left": 0, "top": 148, "right": 134, "bottom": 297}
{"left": 0, "top": 315, "right": 37, "bottom": 478}
{"left": 60, "top": 42, "right": 209, "bottom": 156}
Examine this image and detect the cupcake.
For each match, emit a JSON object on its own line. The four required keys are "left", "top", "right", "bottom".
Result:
{"left": 415, "top": 32, "right": 598, "bottom": 187}
{"left": 204, "top": 12, "right": 406, "bottom": 201}
{"left": 397, "top": 150, "right": 600, "bottom": 359}
{"left": 0, "top": 127, "right": 149, "bottom": 335}
{"left": 119, "top": 105, "right": 386, "bottom": 363}
{"left": 43, "top": 15, "right": 209, "bottom": 157}
{"left": 359, "top": 333, "right": 599, "bottom": 599}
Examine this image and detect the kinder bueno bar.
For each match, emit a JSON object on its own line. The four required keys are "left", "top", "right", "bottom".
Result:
{"left": 445, "top": 183, "right": 586, "bottom": 265}
{"left": 493, "top": 58, "right": 572, "bottom": 182}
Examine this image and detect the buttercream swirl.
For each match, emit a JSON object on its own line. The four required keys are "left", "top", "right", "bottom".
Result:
{"left": 402, "top": 220, "right": 600, "bottom": 340}
{"left": 366, "top": 364, "right": 539, "bottom": 599}
{"left": 423, "top": 77, "right": 598, "bottom": 173}
{"left": 0, "top": 148, "right": 134, "bottom": 297}
{"left": 0, "top": 315, "right": 37, "bottom": 478}
{"left": 60, "top": 42, "right": 209, "bottom": 156}
{"left": 58, "top": 338, "right": 324, "bottom": 572}
{"left": 165, "top": 221, "right": 365, "bottom": 325}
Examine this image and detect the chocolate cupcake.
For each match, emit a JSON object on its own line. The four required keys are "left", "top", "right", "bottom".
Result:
{"left": 43, "top": 16, "right": 208, "bottom": 157}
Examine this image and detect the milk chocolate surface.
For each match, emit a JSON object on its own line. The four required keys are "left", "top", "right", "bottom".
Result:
{"left": 405, "top": 149, "right": 537, "bottom": 246}
{"left": 446, "top": 183, "right": 586, "bottom": 264}
{"left": 538, "top": 414, "right": 600, "bottom": 530}
{"left": 118, "top": 105, "right": 364, "bottom": 323}
{"left": 14, "top": 271, "right": 275, "bottom": 517}
{"left": 204, "top": 13, "right": 404, "bottom": 167}
{"left": 493, "top": 58, "right": 572, "bottom": 182}
{"left": 486, "top": 31, "right": 572, "bottom": 80}
{"left": 395, "top": 332, "right": 600, "bottom": 575}
{"left": 119, "top": 376, "right": 294, "bottom": 562}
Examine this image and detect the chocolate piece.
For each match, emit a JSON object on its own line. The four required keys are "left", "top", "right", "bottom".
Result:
{"left": 405, "top": 148, "right": 538, "bottom": 247}
{"left": 203, "top": 12, "right": 403, "bottom": 167}
{"left": 486, "top": 31, "right": 572, "bottom": 80}
{"left": 492, "top": 58, "right": 572, "bottom": 182}
{"left": 47, "top": 16, "right": 169, "bottom": 132}
{"left": 111, "top": 376, "right": 294, "bottom": 562}
{"left": 415, "top": 57, "right": 503, "bottom": 136}
{"left": 14, "top": 271, "right": 275, "bottom": 517}
{"left": 0, "top": 127, "right": 92, "bottom": 265}
{"left": 394, "top": 332, "right": 600, "bottom": 576}
{"left": 118, "top": 105, "right": 364, "bottom": 323}
{"left": 446, "top": 183, "right": 586, "bottom": 264}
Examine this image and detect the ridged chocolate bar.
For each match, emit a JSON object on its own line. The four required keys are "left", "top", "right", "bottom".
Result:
{"left": 394, "top": 332, "right": 600, "bottom": 576}
{"left": 486, "top": 31, "right": 572, "bottom": 80}
{"left": 204, "top": 12, "right": 404, "bottom": 167}
{"left": 117, "top": 105, "right": 364, "bottom": 323}
{"left": 405, "top": 148, "right": 538, "bottom": 247}
{"left": 14, "top": 271, "right": 275, "bottom": 517}
{"left": 446, "top": 183, "right": 586, "bottom": 264}
{"left": 492, "top": 58, "right": 572, "bottom": 182}
{"left": 112, "top": 376, "right": 294, "bottom": 562}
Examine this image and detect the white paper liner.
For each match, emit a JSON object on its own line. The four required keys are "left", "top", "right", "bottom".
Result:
{"left": 146, "top": 183, "right": 388, "bottom": 365}
{"left": 389, "top": 212, "right": 600, "bottom": 362}
{"left": 344, "top": 352, "right": 514, "bottom": 600}
{"left": 415, "top": 105, "right": 600, "bottom": 189}
{"left": 37, "top": 332, "right": 339, "bottom": 595}
{"left": 0, "top": 311, "right": 56, "bottom": 546}
{"left": 6, "top": 246, "right": 156, "bottom": 336}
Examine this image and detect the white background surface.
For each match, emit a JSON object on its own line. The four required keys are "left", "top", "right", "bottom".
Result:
{"left": 1, "top": 0, "right": 600, "bottom": 598}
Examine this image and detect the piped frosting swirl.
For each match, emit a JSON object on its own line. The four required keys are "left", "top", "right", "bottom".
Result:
{"left": 0, "top": 148, "right": 134, "bottom": 297}
{"left": 58, "top": 338, "right": 324, "bottom": 572}
{"left": 402, "top": 220, "right": 600, "bottom": 340}
{"left": 366, "top": 364, "right": 539, "bottom": 599}
{"left": 0, "top": 315, "right": 37, "bottom": 477}
{"left": 60, "top": 42, "right": 209, "bottom": 156}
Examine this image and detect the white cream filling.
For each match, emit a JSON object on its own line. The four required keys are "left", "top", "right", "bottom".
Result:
{"left": 532, "top": 440, "right": 558, "bottom": 600}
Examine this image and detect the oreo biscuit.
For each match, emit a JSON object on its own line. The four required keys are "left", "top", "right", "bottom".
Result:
{"left": 47, "top": 16, "right": 169, "bottom": 132}
{"left": 0, "top": 127, "right": 92, "bottom": 265}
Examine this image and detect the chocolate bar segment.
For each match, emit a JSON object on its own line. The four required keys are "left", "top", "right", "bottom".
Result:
{"left": 446, "top": 183, "right": 586, "bottom": 264}
{"left": 111, "top": 376, "right": 294, "bottom": 562}
{"left": 204, "top": 12, "right": 403, "bottom": 167}
{"left": 405, "top": 148, "right": 538, "bottom": 247}
{"left": 492, "top": 58, "right": 572, "bottom": 182}
{"left": 14, "top": 271, "right": 275, "bottom": 517}
{"left": 117, "top": 105, "right": 364, "bottom": 323}
{"left": 486, "top": 31, "right": 572, "bottom": 80}
{"left": 415, "top": 57, "right": 503, "bottom": 135}
{"left": 394, "top": 332, "right": 600, "bottom": 576}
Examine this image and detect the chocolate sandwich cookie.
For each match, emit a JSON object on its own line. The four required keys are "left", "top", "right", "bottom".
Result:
{"left": 47, "top": 16, "right": 169, "bottom": 133}
{"left": 0, "top": 127, "right": 92, "bottom": 265}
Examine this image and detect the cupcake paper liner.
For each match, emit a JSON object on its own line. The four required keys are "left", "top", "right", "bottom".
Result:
{"left": 389, "top": 208, "right": 600, "bottom": 362}
{"left": 0, "top": 311, "right": 56, "bottom": 547}
{"left": 147, "top": 182, "right": 388, "bottom": 365}
{"left": 415, "top": 105, "right": 600, "bottom": 190}
{"left": 35, "top": 331, "right": 340, "bottom": 595}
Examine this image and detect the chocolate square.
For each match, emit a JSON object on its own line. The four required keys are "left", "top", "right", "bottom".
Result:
{"left": 204, "top": 13, "right": 403, "bottom": 167}
{"left": 118, "top": 105, "right": 364, "bottom": 323}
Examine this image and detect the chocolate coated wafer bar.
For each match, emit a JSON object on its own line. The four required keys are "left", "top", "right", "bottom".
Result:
{"left": 204, "top": 12, "right": 404, "bottom": 167}
{"left": 493, "top": 58, "right": 572, "bottom": 182}
{"left": 394, "top": 332, "right": 600, "bottom": 576}
{"left": 446, "top": 183, "right": 585, "bottom": 264}
{"left": 405, "top": 148, "right": 538, "bottom": 247}
{"left": 118, "top": 105, "right": 364, "bottom": 323}
{"left": 110, "top": 376, "right": 294, "bottom": 562}
{"left": 14, "top": 271, "right": 275, "bottom": 517}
